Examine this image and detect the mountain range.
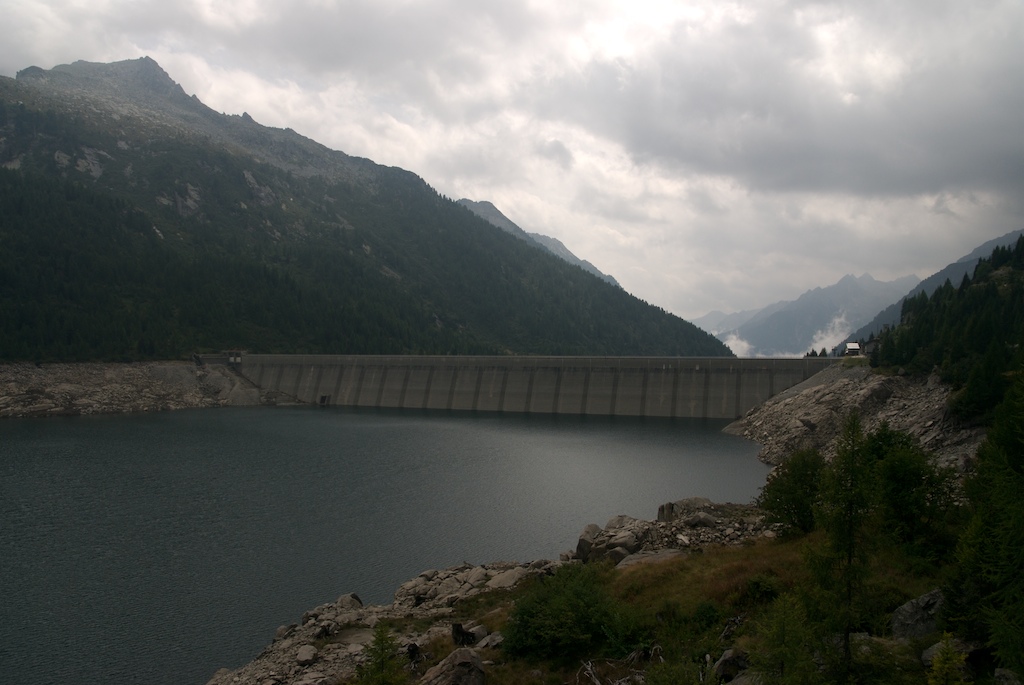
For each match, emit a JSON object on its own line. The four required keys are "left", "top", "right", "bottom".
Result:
{"left": 0, "top": 57, "right": 728, "bottom": 360}
{"left": 693, "top": 273, "right": 920, "bottom": 357}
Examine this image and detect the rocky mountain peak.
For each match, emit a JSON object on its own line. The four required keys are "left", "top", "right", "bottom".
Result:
{"left": 17, "top": 56, "right": 189, "bottom": 102}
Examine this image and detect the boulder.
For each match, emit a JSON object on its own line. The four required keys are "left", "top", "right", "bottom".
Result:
{"left": 604, "top": 546, "right": 631, "bottom": 564}
{"left": 336, "top": 593, "right": 363, "bottom": 610}
{"left": 476, "top": 632, "right": 504, "bottom": 649}
{"left": 485, "top": 566, "right": 529, "bottom": 590}
{"left": 607, "top": 529, "right": 640, "bottom": 553}
{"left": 892, "top": 589, "right": 943, "bottom": 640}
{"left": 295, "top": 644, "right": 317, "bottom": 666}
{"left": 576, "top": 523, "right": 602, "bottom": 560}
{"left": 712, "top": 648, "right": 749, "bottom": 683}
{"left": 605, "top": 514, "right": 637, "bottom": 530}
{"left": 418, "top": 647, "right": 485, "bottom": 685}
{"left": 684, "top": 511, "right": 717, "bottom": 528}
{"left": 462, "top": 566, "right": 490, "bottom": 587}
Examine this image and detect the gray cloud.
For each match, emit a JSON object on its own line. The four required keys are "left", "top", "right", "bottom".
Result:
{"left": 536, "top": 139, "right": 574, "bottom": 170}
{"left": 526, "top": 1, "right": 1024, "bottom": 197}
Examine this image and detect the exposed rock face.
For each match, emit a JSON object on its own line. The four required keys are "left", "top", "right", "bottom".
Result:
{"left": 0, "top": 361, "right": 285, "bottom": 418}
{"left": 725, "top": 364, "right": 985, "bottom": 470}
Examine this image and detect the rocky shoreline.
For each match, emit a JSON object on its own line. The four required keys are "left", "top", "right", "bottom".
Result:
{"left": 204, "top": 497, "right": 778, "bottom": 685}
{"left": 724, "top": 362, "right": 986, "bottom": 471}
{"left": 0, "top": 361, "right": 282, "bottom": 418}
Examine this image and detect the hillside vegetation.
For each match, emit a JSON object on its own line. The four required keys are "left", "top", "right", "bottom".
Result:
{"left": 0, "top": 59, "right": 729, "bottom": 361}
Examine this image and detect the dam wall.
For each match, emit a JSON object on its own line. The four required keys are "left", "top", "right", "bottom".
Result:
{"left": 231, "top": 355, "right": 833, "bottom": 420}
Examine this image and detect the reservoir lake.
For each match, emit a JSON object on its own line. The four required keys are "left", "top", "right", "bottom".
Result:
{"left": 0, "top": 406, "right": 768, "bottom": 685}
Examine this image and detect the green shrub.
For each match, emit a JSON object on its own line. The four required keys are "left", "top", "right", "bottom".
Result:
{"left": 752, "top": 594, "right": 820, "bottom": 685}
{"left": 691, "top": 601, "right": 722, "bottom": 633}
{"left": 503, "top": 563, "right": 614, "bottom": 661}
{"left": 503, "top": 563, "right": 652, "bottom": 663}
{"left": 757, "top": 449, "right": 825, "bottom": 535}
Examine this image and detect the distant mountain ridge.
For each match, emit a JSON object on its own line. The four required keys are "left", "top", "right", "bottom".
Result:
{"left": 0, "top": 57, "right": 730, "bottom": 360}
{"left": 695, "top": 273, "right": 919, "bottom": 357}
{"left": 456, "top": 199, "right": 620, "bottom": 287}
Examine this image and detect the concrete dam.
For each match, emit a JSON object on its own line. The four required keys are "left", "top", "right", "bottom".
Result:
{"left": 229, "top": 355, "right": 833, "bottom": 420}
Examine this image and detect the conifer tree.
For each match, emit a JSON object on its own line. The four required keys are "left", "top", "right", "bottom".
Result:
{"left": 809, "top": 413, "right": 874, "bottom": 678}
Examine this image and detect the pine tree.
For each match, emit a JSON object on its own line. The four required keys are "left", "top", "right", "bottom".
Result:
{"left": 355, "top": 623, "right": 407, "bottom": 685}
{"left": 809, "top": 413, "right": 874, "bottom": 678}
{"left": 928, "top": 634, "right": 967, "bottom": 685}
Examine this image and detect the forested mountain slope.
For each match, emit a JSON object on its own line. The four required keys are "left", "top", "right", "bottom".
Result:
{"left": 0, "top": 58, "right": 729, "bottom": 361}
{"left": 850, "top": 229, "right": 1024, "bottom": 343}
{"left": 872, "top": 236, "right": 1024, "bottom": 422}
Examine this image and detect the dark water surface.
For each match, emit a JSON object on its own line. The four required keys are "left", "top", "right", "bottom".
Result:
{"left": 0, "top": 407, "right": 767, "bottom": 685}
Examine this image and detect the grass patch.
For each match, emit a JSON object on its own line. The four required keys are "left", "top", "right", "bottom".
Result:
{"left": 608, "top": 537, "right": 812, "bottom": 614}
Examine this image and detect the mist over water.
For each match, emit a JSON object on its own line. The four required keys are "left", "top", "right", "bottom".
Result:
{"left": 0, "top": 407, "right": 767, "bottom": 685}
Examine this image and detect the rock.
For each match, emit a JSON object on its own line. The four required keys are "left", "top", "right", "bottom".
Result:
{"left": 576, "top": 523, "right": 602, "bottom": 560}
{"left": 466, "top": 624, "right": 489, "bottom": 643}
{"left": 295, "top": 644, "right": 317, "bottom": 666}
{"left": 712, "top": 648, "right": 749, "bottom": 683}
{"left": 462, "top": 566, "right": 490, "bottom": 587}
{"left": 605, "top": 514, "right": 637, "bottom": 530}
{"left": 275, "top": 624, "right": 295, "bottom": 640}
{"left": 485, "top": 566, "right": 528, "bottom": 589}
{"left": 607, "top": 529, "right": 640, "bottom": 553}
{"left": 684, "top": 511, "right": 717, "bottom": 528}
{"left": 418, "top": 647, "right": 485, "bottom": 685}
{"left": 892, "top": 589, "right": 943, "bottom": 640}
{"left": 604, "top": 546, "right": 631, "bottom": 564}
{"left": 335, "top": 592, "right": 362, "bottom": 609}
{"left": 476, "top": 632, "right": 504, "bottom": 649}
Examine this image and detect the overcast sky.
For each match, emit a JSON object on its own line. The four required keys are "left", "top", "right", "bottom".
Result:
{"left": 3, "top": 0, "right": 1023, "bottom": 320}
